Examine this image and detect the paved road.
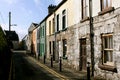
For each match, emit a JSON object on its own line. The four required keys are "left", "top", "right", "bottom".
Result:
{"left": 12, "top": 51, "right": 60, "bottom": 80}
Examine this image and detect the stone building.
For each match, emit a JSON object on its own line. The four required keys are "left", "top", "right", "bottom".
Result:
{"left": 44, "top": 0, "right": 120, "bottom": 79}
{"left": 93, "top": 6, "right": 120, "bottom": 80}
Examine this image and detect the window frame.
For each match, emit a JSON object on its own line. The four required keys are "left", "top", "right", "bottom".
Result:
{"left": 52, "top": 18, "right": 55, "bottom": 34}
{"left": 101, "top": 0, "right": 112, "bottom": 10}
{"left": 56, "top": 14, "right": 59, "bottom": 32}
{"left": 42, "top": 26, "right": 44, "bottom": 37}
{"left": 101, "top": 34, "right": 114, "bottom": 66}
{"left": 49, "top": 21, "right": 51, "bottom": 35}
{"left": 63, "top": 39, "right": 67, "bottom": 58}
{"left": 49, "top": 41, "right": 51, "bottom": 54}
{"left": 99, "top": 0, "right": 114, "bottom": 15}
{"left": 81, "top": 0, "right": 88, "bottom": 19}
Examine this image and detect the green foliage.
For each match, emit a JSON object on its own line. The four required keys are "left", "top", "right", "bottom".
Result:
{"left": 0, "top": 27, "right": 8, "bottom": 50}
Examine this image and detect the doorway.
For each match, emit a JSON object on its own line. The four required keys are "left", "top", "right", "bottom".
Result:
{"left": 79, "top": 38, "right": 87, "bottom": 71}
{"left": 52, "top": 41, "right": 55, "bottom": 61}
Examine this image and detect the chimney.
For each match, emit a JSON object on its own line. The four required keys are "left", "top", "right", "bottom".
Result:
{"left": 48, "top": 4, "right": 56, "bottom": 14}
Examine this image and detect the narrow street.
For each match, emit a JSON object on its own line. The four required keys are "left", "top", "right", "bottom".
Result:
{"left": 12, "top": 51, "right": 61, "bottom": 80}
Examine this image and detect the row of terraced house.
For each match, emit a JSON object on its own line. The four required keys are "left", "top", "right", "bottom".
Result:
{"left": 22, "top": 0, "right": 120, "bottom": 79}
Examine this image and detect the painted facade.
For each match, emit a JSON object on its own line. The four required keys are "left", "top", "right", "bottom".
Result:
{"left": 46, "top": 12, "right": 55, "bottom": 60}
{"left": 32, "top": 28, "right": 37, "bottom": 56}
{"left": 40, "top": 20, "right": 46, "bottom": 59}
{"left": 28, "top": 23, "right": 38, "bottom": 54}
{"left": 36, "top": 25, "right": 40, "bottom": 58}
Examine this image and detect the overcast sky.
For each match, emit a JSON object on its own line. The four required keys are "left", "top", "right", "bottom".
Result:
{"left": 0, "top": 0, "right": 62, "bottom": 41}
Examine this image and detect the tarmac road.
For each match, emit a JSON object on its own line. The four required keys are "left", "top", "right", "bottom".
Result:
{"left": 11, "top": 51, "right": 61, "bottom": 80}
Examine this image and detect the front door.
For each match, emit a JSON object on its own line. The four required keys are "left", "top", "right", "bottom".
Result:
{"left": 79, "top": 38, "right": 87, "bottom": 71}
{"left": 53, "top": 41, "right": 55, "bottom": 61}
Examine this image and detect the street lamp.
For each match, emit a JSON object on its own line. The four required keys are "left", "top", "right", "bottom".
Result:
{"left": 9, "top": 12, "right": 17, "bottom": 31}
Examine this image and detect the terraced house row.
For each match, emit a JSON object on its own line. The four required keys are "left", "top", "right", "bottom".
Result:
{"left": 22, "top": 0, "right": 120, "bottom": 79}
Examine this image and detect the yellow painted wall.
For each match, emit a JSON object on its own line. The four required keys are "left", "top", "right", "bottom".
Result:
{"left": 46, "top": 14, "right": 54, "bottom": 36}
{"left": 54, "top": 0, "right": 75, "bottom": 29}
{"left": 46, "top": 0, "right": 120, "bottom": 35}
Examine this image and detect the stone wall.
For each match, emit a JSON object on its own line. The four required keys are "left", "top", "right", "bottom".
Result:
{"left": 52, "top": 21, "right": 92, "bottom": 70}
{"left": 94, "top": 8, "right": 120, "bottom": 80}
{"left": 46, "top": 7, "right": 120, "bottom": 80}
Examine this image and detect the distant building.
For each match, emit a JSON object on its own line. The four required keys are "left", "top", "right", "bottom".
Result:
{"left": 22, "top": 35, "right": 28, "bottom": 50}
{"left": 4, "top": 30, "right": 19, "bottom": 50}
{"left": 39, "top": 19, "right": 46, "bottom": 60}
{"left": 28, "top": 23, "right": 38, "bottom": 55}
{"left": 32, "top": 27, "right": 37, "bottom": 56}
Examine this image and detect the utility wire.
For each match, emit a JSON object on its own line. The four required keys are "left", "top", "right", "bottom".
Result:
{"left": 0, "top": 12, "right": 6, "bottom": 25}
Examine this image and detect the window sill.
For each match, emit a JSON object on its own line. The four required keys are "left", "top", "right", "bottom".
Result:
{"left": 98, "top": 7, "right": 114, "bottom": 15}
{"left": 62, "top": 28, "right": 67, "bottom": 32}
{"left": 62, "top": 56, "right": 67, "bottom": 60}
{"left": 98, "top": 63, "right": 117, "bottom": 73}
{"left": 80, "top": 17, "right": 89, "bottom": 23}
{"left": 55, "top": 31, "right": 60, "bottom": 34}
{"left": 49, "top": 34, "right": 53, "bottom": 36}
{"left": 50, "top": 34, "right": 55, "bottom": 36}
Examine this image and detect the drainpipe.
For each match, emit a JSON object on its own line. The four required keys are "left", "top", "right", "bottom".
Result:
{"left": 53, "top": 12, "right": 57, "bottom": 62}
{"left": 89, "top": 0, "right": 94, "bottom": 77}
{"left": 44, "top": 21, "right": 47, "bottom": 64}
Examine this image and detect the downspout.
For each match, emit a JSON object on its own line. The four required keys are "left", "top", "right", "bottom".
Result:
{"left": 39, "top": 25, "right": 41, "bottom": 60}
{"left": 54, "top": 11, "right": 57, "bottom": 62}
{"left": 89, "top": 0, "right": 94, "bottom": 77}
{"left": 44, "top": 21, "right": 47, "bottom": 63}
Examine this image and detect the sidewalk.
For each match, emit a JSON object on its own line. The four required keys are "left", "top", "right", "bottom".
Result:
{"left": 40, "top": 59, "right": 87, "bottom": 80}
{"left": 29, "top": 55, "right": 87, "bottom": 80}
{"left": 28, "top": 54, "right": 106, "bottom": 80}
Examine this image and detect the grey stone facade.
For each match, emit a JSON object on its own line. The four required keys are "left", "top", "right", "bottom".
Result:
{"left": 46, "top": 4, "right": 120, "bottom": 80}
{"left": 93, "top": 8, "right": 120, "bottom": 80}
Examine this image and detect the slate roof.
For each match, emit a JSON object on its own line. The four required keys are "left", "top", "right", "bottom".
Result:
{"left": 32, "top": 23, "right": 38, "bottom": 27}
{"left": 28, "top": 23, "right": 38, "bottom": 33}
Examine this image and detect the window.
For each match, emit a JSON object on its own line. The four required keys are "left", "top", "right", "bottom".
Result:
{"left": 49, "top": 21, "right": 51, "bottom": 35}
{"left": 63, "top": 39, "right": 67, "bottom": 57}
{"left": 49, "top": 41, "right": 51, "bottom": 54}
{"left": 37, "top": 28, "right": 40, "bottom": 39}
{"left": 81, "top": 0, "right": 88, "bottom": 19}
{"left": 99, "top": 0, "right": 114, "bottom": 15}
{"left": 40, "top": 27, "right": 42, "bottom": 37}
{"left": 57, "top": 14, "right": 59, "bottom": 32}
{"left": 62, "top": 10, "right": 66, "bottom": 29}
{"left": 102, "top": 34, "right": 113, "bottom": 65}
{"left": 42, "top": 26, "right": 44, "bottom": 37}
{"left": 52, "top": 18, "right": 55, "bottom": 33}
{"left": 101, "top": 0, "right": 112, "bottom": 10}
